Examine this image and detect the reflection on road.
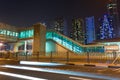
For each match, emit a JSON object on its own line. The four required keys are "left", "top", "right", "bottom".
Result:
{"left": 20, "top": 61, "right": 65, "bottom": 66}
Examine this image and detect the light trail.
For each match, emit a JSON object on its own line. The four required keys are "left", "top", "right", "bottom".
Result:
{"left": 69, "top": 76, "right": 92, "bottom": 80}
{"left": 0, "top": 71, "right": 47, "bottom": 80}
{"left": 20, "top": 61, "right": 64, "bottom": 66}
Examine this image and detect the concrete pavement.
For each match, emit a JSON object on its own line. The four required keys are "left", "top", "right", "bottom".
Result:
{"left": 0, "top": 58, "right": 19, "bottom": 65}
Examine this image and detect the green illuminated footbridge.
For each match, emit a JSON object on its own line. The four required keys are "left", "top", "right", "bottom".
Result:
{"left": 46, "top": 31, "right": 104, "bottom": 53}
{"left": 0, "top": 29, "right": 104, "bottom": 53}
{"left": 18, "top": 30, "right": 105, "bottom": 53}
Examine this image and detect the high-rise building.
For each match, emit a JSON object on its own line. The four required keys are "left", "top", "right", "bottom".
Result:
{"left": 96, "top": 0, "right": 120, "bottom": 40}
{"left": 107, "top": 0, "right": 120, "bottom": 37}
{"left": 99, "top": 14, "right": 114, "bottom": 39}
{"left": 53, "top": 17, "right": 64, "bottom": 34}
{"left": 117, "top": 0, "right": 120, "bottom": 21}
{"left": 71, "top": 18, "right": 85, "bottom": 44}
{"left": 85, "top": 16, "right": 95, "bottom": 44}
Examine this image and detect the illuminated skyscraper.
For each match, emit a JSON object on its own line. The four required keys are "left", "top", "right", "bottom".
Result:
{"left": 99, "top": 14, "right": 114, "bottom": 39}
{"left": 53, "top": 17, "right": 64, "bottom": 34}
{"left": 71, "top": 18, "right": 85, "bottom": 44}
{"left": 85, "top": 16, "right": 95, "bottom": 44}
{"left": 107, "top": 0, "right": 120, "bottom": 37}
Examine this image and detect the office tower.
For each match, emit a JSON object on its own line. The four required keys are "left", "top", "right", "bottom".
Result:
{"left": 99, "top": 14, "right": 114, "bottom": 39}
{"left": 53, "top": 17, "right": 64, "bottom": 34}
{"left": 71, "top": 18, "right": 85, "bottom": 44}
{"left": 85, "top": 16, "right": 95, "bottom": 44}
{"left": 107, "top": 0, "right": 120, "bottom": 37}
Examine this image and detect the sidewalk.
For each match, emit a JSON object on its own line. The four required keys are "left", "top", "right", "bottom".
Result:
{"left": 1, "top": 58, "right": 120, "bottom": 68}
{"left": 0, "top": 58, "right": 19, "bottom": 65}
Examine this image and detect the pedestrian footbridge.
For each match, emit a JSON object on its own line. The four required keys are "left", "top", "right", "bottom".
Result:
{"left": 46, "top": 31, "right": 104, "bottom": 53}
{"left": 0, "top": 23, "right": 104, "bottom": 54}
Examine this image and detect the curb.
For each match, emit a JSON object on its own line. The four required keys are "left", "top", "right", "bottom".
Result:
{"left": 108, "top": 65, "right": 120, "bottom": 68}
{"left": 66, "top": 63, "right": 75, "bottom": 65}
{"left": 65, "top": 62, "right": 120, "bottom": 68}
{"left": 84, "top": 64, "right": 96, "bottom": 67}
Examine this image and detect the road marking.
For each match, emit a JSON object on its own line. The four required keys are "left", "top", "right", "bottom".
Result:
{"left": 0, "top": 71, "right": 47, "bottom": 80}
{"left": 69, "top": 76, "right": 92, "bottom": 80}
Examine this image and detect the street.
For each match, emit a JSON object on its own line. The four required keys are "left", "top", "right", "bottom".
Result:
{"left": 0, "top": 65, "right": 107, "bottom": 80}
{"left": 0, "top": 60, "right": 120, "bottom": 80}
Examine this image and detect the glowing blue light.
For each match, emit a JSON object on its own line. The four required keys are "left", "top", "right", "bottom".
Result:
{"left": 46, "top": 31, "right": 104, "bottom": 53}
{"left": 85, "top": 16, "right": 95, "bottom": 44}
{"left": 19, "top": 29, "right": 34, "bottom": 39}
{"left": 100, "top": 14, "right": 114, "bottom": 39}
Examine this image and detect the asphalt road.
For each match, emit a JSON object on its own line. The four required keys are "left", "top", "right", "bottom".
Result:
{"left": 0, "top": 60, "right": 120, "bottom": 80}
{"left": 0, "top": 64, "right": 119, "bottom": 80}
{"left": 0, "top": 66, "right": 105, "bottom": 80}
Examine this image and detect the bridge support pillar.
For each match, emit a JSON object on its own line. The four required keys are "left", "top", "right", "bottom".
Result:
{"left": 33, "top": 23, "right": 46, "bottom": 55}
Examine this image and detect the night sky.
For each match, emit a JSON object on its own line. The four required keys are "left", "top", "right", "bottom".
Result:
{"left": 0, "top": 0, "right": 109, "bottom": 27}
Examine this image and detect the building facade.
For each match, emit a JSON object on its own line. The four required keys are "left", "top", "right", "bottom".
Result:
{"left": 98, "top": 14, "right": 114, "bottom": 39}
{"left": 85, "top": 16, "right": 95, "bottom": 44}
{"left": 71, "top": 18, "right": 85, "bottom": 44}
{"left": 0, "top": 23, "right": 46, "bottom": 55}
{"left": 107, "top": 0, "right": 120, "bottom": 38}
{"left": 53, "top": 17, "right": 64, "bottom": 34}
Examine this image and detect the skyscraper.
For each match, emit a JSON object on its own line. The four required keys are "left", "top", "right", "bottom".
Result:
{"left": 71, "top": 18, "right": 85, "bottom": 44}
{"left": 85, "top": 16, "right": 95, "bottom": 44}
{"left": 107, "top": 0, "right": 120, "bottom": 38}
{"left": 99, "top": 14, "right": 114, "bottom": 39}
{"left": 53, "top": 17, "right": 64, "bottom": 34}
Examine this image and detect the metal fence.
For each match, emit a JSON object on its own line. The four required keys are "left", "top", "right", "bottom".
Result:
{"left": 0, "top": 51, "right": 120, "bottom": 64}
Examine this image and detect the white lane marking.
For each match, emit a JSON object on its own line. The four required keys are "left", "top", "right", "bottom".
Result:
{"left": 69, "top": 76, "right": 92, "bottom": 80}
{"left": 0, "top": 71, "right": 47, "bottom": 80}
